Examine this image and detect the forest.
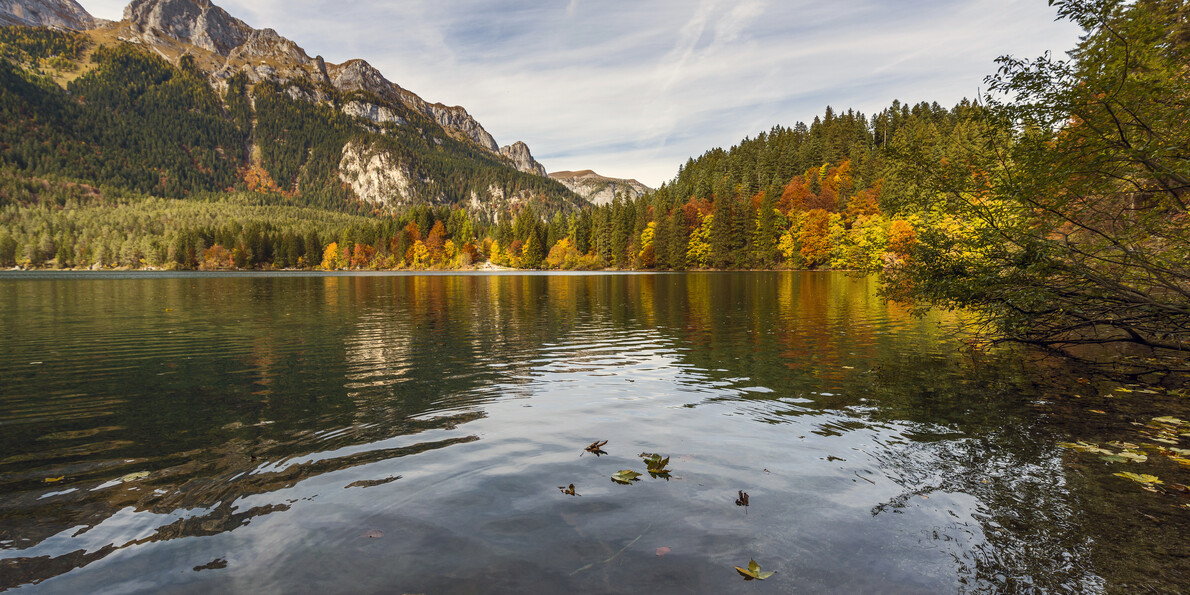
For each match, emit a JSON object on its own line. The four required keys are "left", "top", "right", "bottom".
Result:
{"left": 0, "top": 0, "right": 1187, "bottom": 362}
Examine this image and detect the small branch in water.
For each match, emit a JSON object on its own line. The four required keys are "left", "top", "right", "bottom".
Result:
{"left": 855, "top": 471, "right": 876, "bottom": 485}
{"left": 570, "top": 523, "right": 652, "bottom": 576}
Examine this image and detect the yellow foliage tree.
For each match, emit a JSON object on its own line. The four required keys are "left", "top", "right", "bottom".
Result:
{"left": 322, "top": 242, "right": 343, "bottom": 270}
{"left": 686, "top": 214, "right": 712, "bottom": 268}
{"left": 410, "top": 240, "right": 430, "bottom": 268}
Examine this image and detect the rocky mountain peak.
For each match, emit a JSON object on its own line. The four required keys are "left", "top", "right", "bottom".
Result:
{"left": 0, "top": 0, "right": 96, "bottom": 29}
{"left": 230, "top": 28, "right": 311, "bottom": 65}
{"left": 549, "top": 170, "right": 653, "bottom": 205}
{"left": 124, "top": 0, "right": 251, "bottom": 56}
{"left": 500, "top": 141, "right": 547, "bottom": 177}
{"left": 328, "top": 59, "right": 397, "bottom": 101}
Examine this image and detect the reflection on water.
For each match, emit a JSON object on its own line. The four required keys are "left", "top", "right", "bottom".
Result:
{"left": 0, "top": 272, "right": 1187, "bottom": 593}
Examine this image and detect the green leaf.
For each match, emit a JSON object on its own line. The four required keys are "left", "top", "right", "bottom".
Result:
{"left": 611, "top": 470, "right": 642, "bottom": 484}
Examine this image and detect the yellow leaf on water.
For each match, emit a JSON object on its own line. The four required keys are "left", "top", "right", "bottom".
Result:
{"left": 735, "top": 559, "right": 776, "bottom": 581}
{"left": 119, "top": 471, "right": 150, "bottom": 483}
{"left": 1090, "top": 410, "right": 1108, "bottom": 415}
{"left": 1114, "top": 472, "right": 1163, "bottom": 485}
{"left": 44, "top": 476, "right": 64, "bottom": 483}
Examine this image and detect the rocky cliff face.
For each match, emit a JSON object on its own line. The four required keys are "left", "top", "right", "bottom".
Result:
{"left": 0, "top": 0, "right": 96, "bottom": 29}
{"left": 499, "top": 141, "right": 547, "bottom": 177}
{"left": 548, "top": 170, "right": 653, "bottom": 205}
{"left": 119, "top": 0, "right": 504, "bottom": 154}
{"left": 124, "top": 0, "right": 250, "bottom": 56}
{"left": 339, "top": 141, "right": 415, "bottom": 208}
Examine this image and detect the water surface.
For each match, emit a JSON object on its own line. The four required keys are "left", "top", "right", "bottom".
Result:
{"left": 1, "top": 272, "right": 1187, "bottom": 593}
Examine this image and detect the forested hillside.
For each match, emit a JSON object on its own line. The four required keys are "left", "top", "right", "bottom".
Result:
{"left": 0, "top": 25, "right": 579, "bottom": 214}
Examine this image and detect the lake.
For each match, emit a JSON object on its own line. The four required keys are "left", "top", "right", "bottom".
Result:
{"left": 1, "top": 272, "right": 1188, "bottom": 593}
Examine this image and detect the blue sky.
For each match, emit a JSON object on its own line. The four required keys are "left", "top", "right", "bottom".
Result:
{"left": 80, "top": 0, "right": 1082, "bottom": 187}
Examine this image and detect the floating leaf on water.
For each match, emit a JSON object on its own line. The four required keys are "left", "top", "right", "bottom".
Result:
{"left": 1169, "top": 448, "right": 1190, "bottom": 456}
{"left": 361, "top": 530, "right": 384, "bottom": 539}
{"left": 1168, "top": 456, "right": 1190, "bottom": 467}
{"left": 193, "top": 558, "right": 228, "bottom": 572}
{"left": 656, "top": 546, "right": 671, "bottom": 558}
{"left": 1152, "top": 416, "right": 1187, "bottom": 426}
{"left": 1114, "top": 472, "right": 1163, "bottom": 486}
{"left": 1058, "top": 441, "right": 1113, "bottom": 455}
{"left": 1100, "top": 455, "right": 1128, "bottom": 463}
{"left": 735, "top": 559, "right": 776, "bottom": 581}
{"left": 641, "top": 453, "right": 672, "bottom": 476}
{"left": 735, "top": 490, "right": 750, "bottom": 507}
{"left": 559, "top": 483, "right": 580, "bottom": 496}
{"left": 1107, "top": 441, "right": 1141, "bottom": 450}
{"left": 611, "top": 470, "right": 642, "bottom": 485}
{"left": 44, "top": 476, "right": 64, "bottom": 483}
{"left": 1152, "top": 437, "right": 1179, "bottom": 445}
{"left": 585, "top": 440, "right": 609, "bottom": 456}
{"left": 119, "top": 471, "right": 150, "bottom": 483}
{"left": 1090, "top": 410, "right": 1107, "bottom": 415}
{"left": 1118, "top": 451, "right": 1148, "bottom": 463}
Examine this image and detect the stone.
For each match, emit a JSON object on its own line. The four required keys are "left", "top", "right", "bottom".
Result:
{"left": 499, "top": 141, "right": 547, "bottom": 177}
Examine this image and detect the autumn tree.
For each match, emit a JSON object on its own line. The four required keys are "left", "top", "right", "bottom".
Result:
{"left": 887, "top": 0, "right": 1190, "bottom": 370}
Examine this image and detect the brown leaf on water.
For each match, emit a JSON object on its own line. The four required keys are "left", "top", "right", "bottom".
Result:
{"left": 655, "top": 547, "right": 671, "bottom": 557}
{"left": 735, "top": 490, "right": 750, "bottom": 507}
{"left": 559, "top": 483, "right": 580, "bottom": 496}
{"left": 585, "top": 440, "right": 608, "bottom": 456}
{"left": 193, "top": 558, "right": 228, "bottom": 572}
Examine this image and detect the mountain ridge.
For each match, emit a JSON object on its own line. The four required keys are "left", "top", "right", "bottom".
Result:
{"left": 548, "top": 170, "right": 652, "bottom": 205}
{"left": 0, "top": 0, "right": 96, "bottom": 29}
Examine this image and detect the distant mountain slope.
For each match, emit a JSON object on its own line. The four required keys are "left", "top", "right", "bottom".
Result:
{"left": 0, "top": 0, "right": 95, "bottom": 30}
{"left": 0, "top": 0, "right": 584, "bottom": 215}
{"left": 548, "top": 170, "right": 652, "bottom": 205}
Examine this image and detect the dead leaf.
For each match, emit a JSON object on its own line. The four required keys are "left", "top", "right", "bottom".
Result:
{"left": 193, "top": 558, "right": 228, "bottom": 572}
{"left": 585, "top": 440, "right": 608, "bottom": 456}
{"left": 559, "top": 483, "right": 580, "bottom": 496}
{"left": 735, "top": 559, "right": 775, "bottom": 581}
{"left": 611, "top": 470, "right": 642, "bottom": 485}
{"left": 641, "top": 453, "right": 672, "bottom": 477}
{"left": 655, "top": 547, "right": 671, "bottom": 558}
{"left": 44, "top": 476, "right": 64, "bottom": 483}
{"left": 735, "top": 490, "right": 750, "bottom": 507}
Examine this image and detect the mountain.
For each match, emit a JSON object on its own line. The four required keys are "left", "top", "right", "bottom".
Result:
{"left": 0, "top": 0, "right": 96, "bottom": 29}
{"left": 548, "top": 170, "right": 652, "bottom": 205}
{"left": 0, "top": 0, "right": 581, "bottom": 215}
{"left": 119, "top": 0, "right": 504, "bottom": 157}
{"left": 500, "top": 141, "right": 547, "bottom": 176}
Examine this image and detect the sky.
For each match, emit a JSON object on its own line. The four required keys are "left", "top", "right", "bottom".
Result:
{"left": 80, "top": 0, "right": 1082, "bottom": 188}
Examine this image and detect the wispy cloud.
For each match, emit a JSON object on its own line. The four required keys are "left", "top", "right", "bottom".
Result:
{"left": 79, "top": 0, "right": 1080, "bottom": 187}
